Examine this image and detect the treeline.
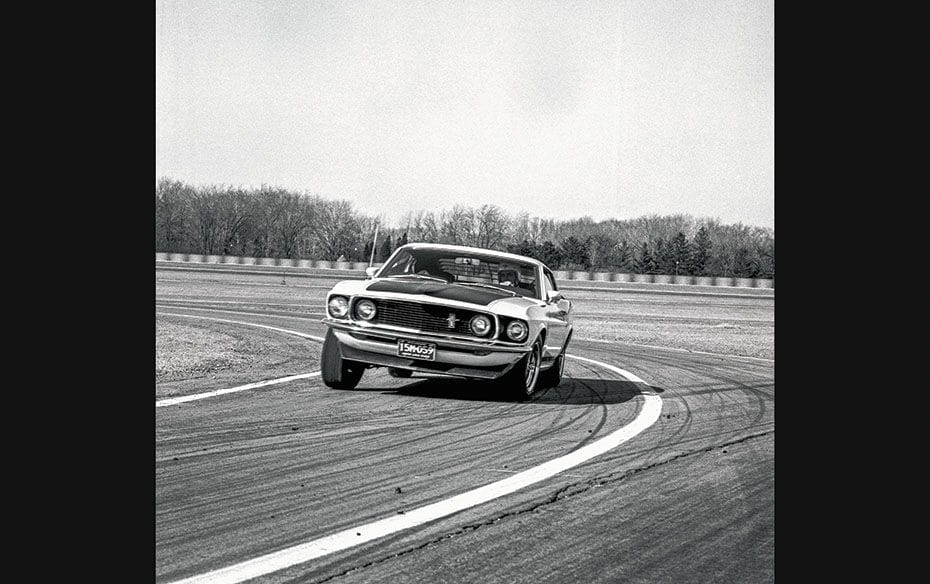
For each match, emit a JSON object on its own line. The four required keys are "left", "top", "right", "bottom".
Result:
{"left": 156, "top": 178, "right": 774, "bottom": 278}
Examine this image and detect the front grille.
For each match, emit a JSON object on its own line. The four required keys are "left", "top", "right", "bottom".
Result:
{"left": 355, "top": 298, "right": 495, "bottom": 338}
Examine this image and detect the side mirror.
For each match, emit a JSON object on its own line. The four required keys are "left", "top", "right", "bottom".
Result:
{"left": 365, "top": 266, "right": 379, "bottom": 278}
{"left": 546, "top": 290, "right": 563, "bottom": 303}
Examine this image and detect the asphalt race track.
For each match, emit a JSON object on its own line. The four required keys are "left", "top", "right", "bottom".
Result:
{"left": 156, "top": 264, "right": 774, "bottom": 584}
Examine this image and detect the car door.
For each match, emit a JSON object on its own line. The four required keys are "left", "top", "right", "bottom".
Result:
{"left": 540, "top": 267, "right": 570, "bottom": 360}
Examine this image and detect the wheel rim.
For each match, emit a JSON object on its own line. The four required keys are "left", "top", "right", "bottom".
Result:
{"left": 524, "top": 343, "right": 540, "bottom": 394}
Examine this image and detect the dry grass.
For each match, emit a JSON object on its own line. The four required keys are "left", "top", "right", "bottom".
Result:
{"left": 154, "top": 316, "right": 318, "bottom": 400}
{"left": 155, "top": 321, "right": 251, "bottom": 380}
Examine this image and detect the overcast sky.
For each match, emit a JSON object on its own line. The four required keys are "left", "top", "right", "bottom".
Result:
{"left": 156, "top": 0, "right": 774, "bottom": 229}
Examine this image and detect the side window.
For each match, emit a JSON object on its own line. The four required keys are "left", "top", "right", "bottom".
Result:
{"left": 541, "top": 269, "right": 558, "bottom": 300}
{"left": 545, "top": 269, "right": 558, "bottom": 292}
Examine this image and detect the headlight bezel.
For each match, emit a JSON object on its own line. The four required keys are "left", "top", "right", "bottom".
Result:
{"left": 327, "top": 295, "right": 349, "bottom": 318}
{"left": 505, "top": 319, "right": 529, "bottom": 342}
{"left": 355, "top": 298, "right": 377, "bottom": 321}
{"left": 469, "top": 314, "right": 492, "bottom": 336}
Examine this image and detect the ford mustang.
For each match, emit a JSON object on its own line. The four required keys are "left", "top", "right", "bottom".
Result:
{"left": 319, "top": 243, "right": 574, "bottom": 399}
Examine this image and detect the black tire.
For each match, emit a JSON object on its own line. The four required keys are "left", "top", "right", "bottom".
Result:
{"left": 538, "top": 332, "right": 571, "bottom": 389}
{"left": 538, "top": 352, "right": 565, "bottom": 389}
{"left": 320, "top": 329, "right": 364, "bottom": 389}
{"left": 388, "top": 367, "right": 413, "bottom": 378}
{"left": 500, "top": 338, "right": 543, "bottom": 401}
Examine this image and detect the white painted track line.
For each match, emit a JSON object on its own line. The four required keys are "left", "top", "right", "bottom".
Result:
{"left": 155, "top": 312, "right": 326, "bottom": 407}
{"left": 156, "top": 372, "right": 320, "bottom": 407}
{"left": 166, "top": 355, "right": 662, "bottom": 584}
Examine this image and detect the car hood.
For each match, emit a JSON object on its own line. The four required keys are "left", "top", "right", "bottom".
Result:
{"left": 365, "top": 279, "right": 517, "bottom": 306}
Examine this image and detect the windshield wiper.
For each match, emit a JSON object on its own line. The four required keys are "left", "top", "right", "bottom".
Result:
{"left": 455, "top": 282, "right": 518, "bottom": 296}
{"left": 386, "top": 274, "right": 448, "bottom": 283}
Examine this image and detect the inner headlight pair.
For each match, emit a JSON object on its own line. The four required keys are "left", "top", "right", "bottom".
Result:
{"left": 328, "top": 296, "right": 378, "bottom": 320}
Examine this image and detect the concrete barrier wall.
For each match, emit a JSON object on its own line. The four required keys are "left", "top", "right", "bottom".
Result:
{"left": 155, "top": 253, "right": 773, "bottom": 288}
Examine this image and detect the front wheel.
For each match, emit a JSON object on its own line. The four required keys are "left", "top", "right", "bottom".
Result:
{"left": 320, "top": 329, "right": 364, "bottom": 389}
{"left": 538, "top": 332, "right": 570, "bottom": 389}
{"left": 500, "top": 338, "right": 542, "bottom": 401}
{"left": 538, "top": 352, "right": 565, "bottom": 389}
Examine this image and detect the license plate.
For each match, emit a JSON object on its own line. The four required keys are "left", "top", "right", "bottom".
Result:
{"left": 397, "top": 339, "right": 436, "bottom": 361}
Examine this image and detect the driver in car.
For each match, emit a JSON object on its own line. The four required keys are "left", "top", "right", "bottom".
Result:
{"left": 498, "top": 266, "right": 520, "bottom": 287}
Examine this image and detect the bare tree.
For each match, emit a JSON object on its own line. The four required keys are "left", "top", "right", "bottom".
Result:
{"left": 189, "top": 186, "right": 223, "bottom": 255}
{"left": 439, "top": 205, "right": 476, "bottom": 245}
{"left": 473, "top": 204, "right": 510, "bottom": 249}
{"left": 267, "top": 191, "right": 314, "bottom": 258}
{"left": 216, "top": 188, "right": 253, "bottom": 255}
{"left": 313, "top": 199, "right": 359, "bottom": 260}
{"left": 155, "top": 178, "right": 193, "bottom": 252}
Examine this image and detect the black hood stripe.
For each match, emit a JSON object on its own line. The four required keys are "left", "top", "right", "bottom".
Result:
{"left": 366, "top": 280, "right": 508, "bottom": 306}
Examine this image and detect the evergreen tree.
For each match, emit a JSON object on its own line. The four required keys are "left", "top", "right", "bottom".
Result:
{"left": 671, "top": 231, "right": 691, "bottom": 275}
{"left": 399, "top": 231, "right": 408, "bottom": 247}
{"left": 733, "top": 246, "right": 758, "bottom": 278}
{"left": 379, "top": 235, "right": 393, "bottom": 262}
{"left": 537, "top": 240, "right": 563, "bottom": 269}
{"left": 635, "top": 241, "right": 657, "bottom": 274}
{"left": 560, "top": 236, "right": 589, "bottom": 269}
{"left": 691, "top": 226, "right": 713, "bottom": 276}
{"left": 617, "top": 240, "right": 634, "bottom": 272}
{"left": 363, "top": 241, "right": 373, "bottom": 263}
{"left": 655, "top": 237, "right": 675, "bottom": 274}
{"left": 506, "top": 239, "right": 537, "bottom": 258}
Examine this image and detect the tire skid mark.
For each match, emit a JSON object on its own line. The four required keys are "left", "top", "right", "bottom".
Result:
{"left": 649, "top": 353, "right": 772, "bottom": 432}
{"left": 570, "top": 344, "right": 771, "bottom": 470}
{"left": 310, "top": 430, "right": 774, "bottom": 584}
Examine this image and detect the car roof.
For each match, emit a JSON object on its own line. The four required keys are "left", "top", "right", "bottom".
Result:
{"left": 397, "top": 243, "right": 546, "bottom": 269}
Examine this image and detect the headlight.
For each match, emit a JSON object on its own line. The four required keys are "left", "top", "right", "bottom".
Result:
{"left": 470, "top": 315, "right": 491, "bottom": 336}
{"left": 327, "top": 296, "right": 349, "bottom": 318}
{"left": 356, "top": 299, "right": 377, "bottom": 320}
{"left": 506, "top": 320, "right": 528, "bottom": 342}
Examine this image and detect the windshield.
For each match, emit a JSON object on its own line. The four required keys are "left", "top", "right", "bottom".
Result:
{"left": 379, "top": 248, "right": 540, "bottom": 299}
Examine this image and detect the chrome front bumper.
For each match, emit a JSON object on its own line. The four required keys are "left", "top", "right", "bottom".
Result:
{"left": 323, "top": 318, "right": 530, "bottom": 379}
